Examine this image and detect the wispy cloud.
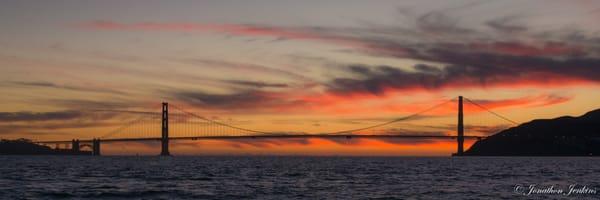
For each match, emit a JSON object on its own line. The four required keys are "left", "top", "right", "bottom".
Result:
{"left": 77, "top": 21, "right": 347, "bottom": 44}
{"left": 171, "top": 90, "right": 307, "bottom": 112}
{"left": 11, "top": 81, "right": 128, "bottom": 95}
{"left": 466, "top": 94, "right": 573, "bottom": 110}
{"left": 0, "top": 110, "right": 83, "bottom": 122}
{"left": 0, "top": 110, "right": 123, "bottom": 135}
{"left": 37, "top": 99, "right": 145, "bottom": 110}
{"left": 181, "top": 59, "right": 315, "bottom": 82}
{"left": 225, "top": 80, "right": 289, "bottom": 89}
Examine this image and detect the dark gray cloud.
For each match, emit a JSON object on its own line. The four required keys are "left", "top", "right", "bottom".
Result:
{"left": 13, "top": 81, "right": 54, "bottom": 87}
{"left": 485, "top": 16, "right": 527, "bottom": 33}
{"left": 0, "top": 111, "right": 82, "bottom": 122}
{"left": 347, "top": 64, "right": 374, "bottom": 76}
{"left": 171, "top": 90, "right": 305, "bottom": 110}
{"left": 11, "top": 81, "right": 127, "bottom": 95}
{"left": 174, "top": 91, "right": 266, "bottom": 109}
{"left": 0, "top": 100, "right": 148, "bottom": 135}
{"left": 0, "top": 121, "right": 126, "bottom": 135}
{"left": 415, "top": 11, "right": 475, "bottom": 35}
{"left": 42, "top": 99, "right": 140, "bottom": 110}
{"left": 0, "top": 110, "right": 121, "bottom": 135}
{"left": 326, "top": 50, "right": 600, "bottom": 95}
{"left": 225, "top": 80, "right": 289, "bottom": 88}
{"left": 410, "top": 46, "right": 600, "bottom": 80}
{"left": 328, "top": 64, "right": 453, "bottom": 95}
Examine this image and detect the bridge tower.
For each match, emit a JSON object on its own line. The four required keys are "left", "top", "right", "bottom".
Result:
{"left": 71, "top": 139, "right": 80, "bottom": 152}
{"left": 92, "top": 138, "right": 101, "bottom": 156}
{"left": 161, "top": 102, "right": 170, "bottom": 156}
{"left": 457, "top": 96, "right": 464, "bottom": 156}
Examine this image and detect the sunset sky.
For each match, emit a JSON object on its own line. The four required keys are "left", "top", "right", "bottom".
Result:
{"left": 1, "top": 0, "right": 600, "bottom": 155}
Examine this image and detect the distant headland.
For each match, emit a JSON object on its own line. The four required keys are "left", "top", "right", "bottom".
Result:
{"left": 464, "top": 108, "right": 600, "bottom": 156}
{"left": 0, "top": 138, "right": 91, "bottom": 155}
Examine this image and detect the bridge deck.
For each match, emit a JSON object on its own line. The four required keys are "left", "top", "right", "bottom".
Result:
{"left": 35, "top": 135, "right": 486, "bottom": 144}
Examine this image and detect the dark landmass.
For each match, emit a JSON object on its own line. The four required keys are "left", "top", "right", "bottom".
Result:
{"left": 0, "top": 139, "right": 91, "bottom": 155}
{"left": 464, "top": 108, "right": 600, "bottom": 156}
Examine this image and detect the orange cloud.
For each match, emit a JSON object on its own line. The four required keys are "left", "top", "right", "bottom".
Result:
{"left": 464, "top": 94, "right": 573, "bottom": 112}
{"left": 290, "top": 90, "right": 573, "bottom": 116}
{"left": 168, "top": 81, "right": 574, "bottom": 118}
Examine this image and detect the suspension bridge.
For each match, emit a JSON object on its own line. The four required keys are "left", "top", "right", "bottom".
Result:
{"left": 34, "top": 96, "right": 518, "bottom": 156}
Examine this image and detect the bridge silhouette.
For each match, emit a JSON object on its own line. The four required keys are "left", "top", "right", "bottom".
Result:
{"left": 35, "top": 96, "right": 517, "bottom": 156}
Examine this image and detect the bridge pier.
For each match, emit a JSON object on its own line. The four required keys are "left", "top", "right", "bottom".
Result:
{"left": 92, "top": 138, "right": 101, "bottom": 156}
{"left": 160, "top": 102, "right": 170, "bottom": 156}
{"left": 71, "top": 139, "right": 80, "bottom": 153}
{"left": 456, "top": 96, "right": 464, "bottom": 156}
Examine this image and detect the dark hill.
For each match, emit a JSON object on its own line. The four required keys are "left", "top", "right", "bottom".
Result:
{"left": 0, "top": 139, "right": 91, "bottom": 155}
{"left": 463, "top": 108, "right": 600, "bottom": 156}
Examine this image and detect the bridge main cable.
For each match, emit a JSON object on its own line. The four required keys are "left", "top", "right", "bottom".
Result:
{"left": 169, "top": 104, "right": 275, "bottom": 135}
{"left": 98, "top": 103, "right": 164, "bottom": 139}
{"left": 463, "top": 97, "right": 519, "bottom": 125}
{"left": 170, "top": 97, "right": 457, "bottom": 136}
{"left": 324, "top": 97, "right": 457, "bottom": 134}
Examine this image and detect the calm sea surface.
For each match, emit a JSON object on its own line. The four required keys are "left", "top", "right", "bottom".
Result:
{"left": 0, "top": 156, "right": 599, "bottom": 199}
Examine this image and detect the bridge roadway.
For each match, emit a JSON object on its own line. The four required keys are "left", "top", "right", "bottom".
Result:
{"left": 36, "top": 134, "right": 485, "bottom": 144}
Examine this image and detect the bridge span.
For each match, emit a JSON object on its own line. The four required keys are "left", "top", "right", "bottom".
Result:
{"left": 37, "top": 134, "right": 485, "bottom": 144}
{"left": 35, "top": 96, "right": 512, "bottom": 156}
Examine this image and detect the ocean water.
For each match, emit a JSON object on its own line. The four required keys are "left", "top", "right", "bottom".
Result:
{"left": 0, "top": 156, "right": 599, "bottom": 199}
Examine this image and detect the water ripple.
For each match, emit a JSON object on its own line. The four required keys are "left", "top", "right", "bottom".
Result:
{"left": 0, "top": 156, "right": 599, "bottom": 199}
